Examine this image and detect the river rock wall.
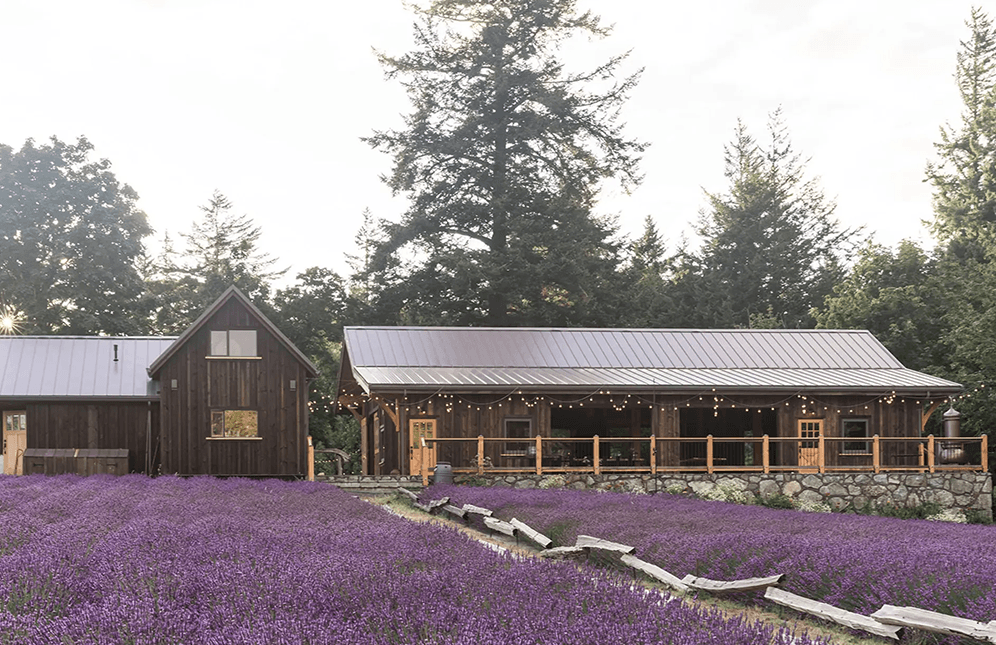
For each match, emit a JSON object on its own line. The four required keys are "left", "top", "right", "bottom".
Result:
{"left": 451, "top": 471, "right": 993, "bottom": 520}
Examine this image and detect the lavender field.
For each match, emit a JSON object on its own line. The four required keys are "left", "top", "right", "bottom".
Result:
{"left": 434, "top": 485, "right": 996, "bottom": 624}
{"left": 0, "top": 476, "right": 823, "bottom": 645}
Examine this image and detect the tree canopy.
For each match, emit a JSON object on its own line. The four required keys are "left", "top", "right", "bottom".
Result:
{"left": 364, "top": 0, "right": 644, "bottom": 326}
{"left": 0, "top": 136, "right": 151, "bottom": 334}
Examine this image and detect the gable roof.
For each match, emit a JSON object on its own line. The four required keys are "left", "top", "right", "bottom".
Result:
{"left": 342, "top": 327, "right": 961, "bottom": 394}
{"left": 0, "top": 336, "right": 175, "bottom": 400}
{"left": 147, "top": 286, "right": 318, "bottom": 378}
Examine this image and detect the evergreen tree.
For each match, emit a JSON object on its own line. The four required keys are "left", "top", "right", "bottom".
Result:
{"left": 926, "top": 6, "right": 996, "bottom": 257}
{"left": 364, "top": 0, "right": 644, "bottom": 326}
{"left": 623, "top": 215, "right": 672, "bottom": 327}
{"left": 693, "top": 112, "right": 859, "bottom": 329}
{"left": 145, "top": 191, "right": 284, "bottom": 332}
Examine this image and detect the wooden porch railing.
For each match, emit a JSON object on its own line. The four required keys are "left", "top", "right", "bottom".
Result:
{"left": 413, "top": 434, "right": 989, "bottom": 486}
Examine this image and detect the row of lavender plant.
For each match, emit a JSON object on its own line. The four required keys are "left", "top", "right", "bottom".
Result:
{"left": 433, "top": 485, "right": 996, "bottom": 623}
{"left": 0, "top": 475, "right": 824, "bottom": 644}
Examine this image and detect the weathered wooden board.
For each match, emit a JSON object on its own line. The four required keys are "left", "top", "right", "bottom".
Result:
{"left": 442, "top": 504, "right": 468, "bottom": 520}
{"left": 575, "top": 534, "right": 635, "bottom": 554}
{"left": 766, "top": 588, "right": 903, "bottom": 640}
{"left": 682, "top": 573, "right": 785, "bottom": 594}
{"left": 462, "top": 504, "right": 493, "bottom": 517}
{"left": 539, "top": 546, "right": 587, "bottom": 559}
{"left": 620, "top": 554, "right": 689, "bottom": 593}
{"left": 426, "top": 496, "right": 450, "bottom": 511}
{"left": 483, "top": 516, "right": 517, "bottom": 537}
{"left": 871, "top": 605, "right": 996, "bottom": 643}
{"left": 509, "top": 518, "right": 552, "bottom": 549}
{"left": 413, "top": 502, "right": 432, "bottom": 513}
{"left": 396, "top": 487, "right": 419, "bottom": 501}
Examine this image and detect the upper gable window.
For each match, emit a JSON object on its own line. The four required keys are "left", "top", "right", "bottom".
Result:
{"left": 210, "top": 330, "right": 257, "bottom": 357}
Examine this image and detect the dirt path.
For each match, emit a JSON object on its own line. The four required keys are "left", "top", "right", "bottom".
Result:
{"left": 363, "top": 493, "right": 893, "bottom": 645}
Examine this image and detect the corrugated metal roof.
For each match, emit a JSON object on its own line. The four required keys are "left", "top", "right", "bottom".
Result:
{"left": 0, "top": 337, "right": 175, "bottom": 399}
{"left": 343, "top": 327, "right": 962, "bottom": 393}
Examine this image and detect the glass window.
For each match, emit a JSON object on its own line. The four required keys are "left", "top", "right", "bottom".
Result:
{"left": 842, "top": 418, "right": 870, "bottom": 454}
{"left": 3, "top": 412, "right": 25, "bottom": 434}
{"left": 209, "top": 330, "right": 257, "bottom": 357}
{"left": 228, "top": 330, "right": 257, "bottom": 356}
{"left": 504, "top": 417, "right": 533, "bottom": 455}
{"left": 210, "top": 331, "right": 228, "bottom": 356}
{"left": 210, "top": 410, "right": 258, "bottom": 438}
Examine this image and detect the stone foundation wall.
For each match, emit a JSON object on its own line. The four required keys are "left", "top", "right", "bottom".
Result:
{"left": 325, "top": 475, "right": 422, "bottom": 495}
{"left": 452, "top": 471, "right": 993, "bottom": 520}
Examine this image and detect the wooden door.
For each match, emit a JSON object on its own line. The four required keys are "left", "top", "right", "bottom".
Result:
{"left": 408, "top": 419, "right": 437, "bottom": 476}
{"left": 797, "top": 419, "right": 822, "bottom": 471}
{"left": 3, "top": 411, "right": 27, "bottom": 475}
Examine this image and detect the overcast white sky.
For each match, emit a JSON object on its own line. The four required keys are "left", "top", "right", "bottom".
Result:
{"left": 0, "top": 0, "right": 980, "bottom": 285}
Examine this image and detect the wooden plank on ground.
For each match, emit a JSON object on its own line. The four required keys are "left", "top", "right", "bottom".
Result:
{"left": 575, "top": 534, "right": 635, "bottom": 554}
{"left": 413, "top": 502, "right": 432, "bottom": 513}
{"left": 509, "top": 518, "right": 552, "bottom": 549}
{"left": 426, "top": 496, "right": 450, "bottom": 511}
{"left": 442, "top": 504, "right": 468, "bottom": 520}
{"left": 483, "top": 516, "right": 517, "bottom": 537}
{"left": 620, "top": 554, "right": 689, "bottom": 593}
{"left": 396, "top": 487, "right": 419, "bottom": 501}
{"left": 539, "top": 546, "right": 586, "bottom": 559}
{"left": 682, "top": 573, "right": 785, "bottom": 594}
{"left": 462, "top": 503, "right": 493, "bottom": 517}
{"left": 766, "top": 588, "right": 903, "bottom": 640}
{"left": 871, "top": 605, "right": 996, "bottom": 643}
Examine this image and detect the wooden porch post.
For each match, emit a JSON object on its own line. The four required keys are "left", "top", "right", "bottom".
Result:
{"left": 535, "top": 435, "right": 542, "bottom": 476}
{"left": 360, "top": 416, "right": 369, "bottom": 475}
{"left": 593, "top": 435, "right": 600, "bottom": 475}
{"left": 982, "top": 434, "right": 989, "bottom": 472}
{"left": 706, "top": 434, "right": 714, "bottom": 474}
{"left": 420, "top": 439, "right": 429, "bottom": 487}
{"left": 818, "top": 433, "right": 825, "bottom": 474}
{"left": 307, "top": 436, "right": 315, "bottom": 482}
{"left": 872, "top": 435, "right": 880, "bottom": 474}
{"left": 477, "top": 435, "right": 485, "bottom": 475}
{"left": 650, "top": 435, "right": 656, "bottom": 474}
{"left": 762, "top": 435, "right": 770, "bottom": 474}
{"left": 927, "top": 435, "right": 935, "bottom": 473}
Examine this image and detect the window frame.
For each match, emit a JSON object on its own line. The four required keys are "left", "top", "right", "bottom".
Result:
{"left": 209, "top": 409, "right": 261, "bottom": 440}
{"left": 841, "top": 417, "right": 871, "bottom": 455}
{"left": 503, "top": 416, "right": 534, "bottom": 456}
{"left": 208, "top": 329, "right": 259, "bottom": 358}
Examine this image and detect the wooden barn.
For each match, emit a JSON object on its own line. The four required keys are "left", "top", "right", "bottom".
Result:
{"left": 337, "top": 327, "right": 972, "bottom": 477}
{"left": 0, "top": 287, "right": 317, "bottom": 477}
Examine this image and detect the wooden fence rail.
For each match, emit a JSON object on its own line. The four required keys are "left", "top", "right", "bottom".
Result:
{"left": 408, "top": 434, "right": 988, "bottom": 482}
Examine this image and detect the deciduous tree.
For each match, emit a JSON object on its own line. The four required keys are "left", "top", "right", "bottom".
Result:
{"left": 0, "top": 136, "right": 151, "bottom": 334}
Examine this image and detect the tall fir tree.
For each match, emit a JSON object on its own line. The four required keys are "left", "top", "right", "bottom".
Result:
{"left": 363, "top": 0, "right": 644, "bottom": 326}
{"left": 692, "top": 112, "right": 859, "bottom": 329}
{"left": 144, "top": 191, "right": 284, "bottom": 333}
{"left": 926, "top": 6, "right": 996, "bottom": 257}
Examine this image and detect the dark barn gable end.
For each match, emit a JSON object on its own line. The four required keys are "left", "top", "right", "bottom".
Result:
{"left": 0, "top": 287, "right": 317, "bottom": 478}
{"left": 337, "top": 327, "right": 975, "bottom": 479}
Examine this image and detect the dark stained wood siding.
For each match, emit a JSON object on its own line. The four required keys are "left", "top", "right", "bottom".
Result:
{"left": 23, "top": 401, "right": 159, "bottom": 474}
{"left": 156, "top": 297, "right": 310, "bottom": 476}
{"left": 361, "top": 390, "right": 929, "bottom": 473}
